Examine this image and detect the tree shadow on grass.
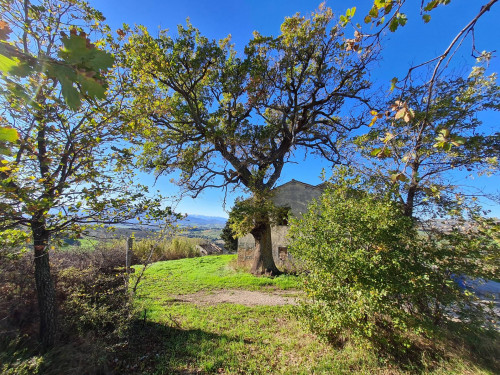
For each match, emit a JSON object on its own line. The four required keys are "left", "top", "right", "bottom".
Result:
{"left": 366, "top": 321, "right": 500, "bottom": 374}
{"left": 112, "top": 319, "right": 253, "bottom": 374}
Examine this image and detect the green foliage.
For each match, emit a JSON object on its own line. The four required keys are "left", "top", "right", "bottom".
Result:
{"left": 0, "top": 228, "right": 30, "bottom": 259}
{"left": 228, "top": 194, "right": 289, "bottom": 238}
{"left": 0, "top": 2, "right": 113, "bottom": 110}
{"left": 0, "top": 0, "right": 178, "bottom": 347}
{"left": 58, "top": 265, "right": 131, "bottom": 337}
{"left": 0, "top": 125, "right": 18, "bottom": 156}
{"left": 121, "top": 4, "right": 376, "bottom": 273}
{"left": 126, "top": 254, "right": 499, "bottom": 374}
{"left": 0, "top": 0, "right": 173, "bottom": 244}
{"left": 289, "top": 173, "right": 498, "bottom": 345}
{"left": 220, "top": 220, "right": 238, "bottom": 253}
{"left": 363, "top": 0, "right": 452, "bottom": 31}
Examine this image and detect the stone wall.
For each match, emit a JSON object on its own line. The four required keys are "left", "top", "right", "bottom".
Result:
{"left": 271, "top": 179, "right": 324, "bottom": 218}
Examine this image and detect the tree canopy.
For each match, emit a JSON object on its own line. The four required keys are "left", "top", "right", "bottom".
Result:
{"left": 122, "top": 5, "right": 376, "bottom": 274}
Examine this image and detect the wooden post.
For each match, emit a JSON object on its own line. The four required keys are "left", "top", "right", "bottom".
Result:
{"left": 125, "top": 236, "right": 133, "bottom": 289}
{"left": 126, "top": 236, "right": 133, "bottom": 270}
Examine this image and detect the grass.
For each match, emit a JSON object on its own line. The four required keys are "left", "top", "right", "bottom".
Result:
{"left": 2, "top": 252, "right": 497, "bottom": 374}
{"left": 133, "top": 254, "right": 298, "bottom": 296}
{"left": 124, "top": 254, "right": 500, "bottom": 374}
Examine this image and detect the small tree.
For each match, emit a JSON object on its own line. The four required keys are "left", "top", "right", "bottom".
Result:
{"left": 0, "top": 0, "right": 169, "bottom": 348}
{"left": 123, "top": 5, "right": 375, "bottom": 274}
{"left": 220, "top": 220, "right": 237, "bottom": 253}
{"left": 354, "top": 67, "right": 499, "bottom": 219}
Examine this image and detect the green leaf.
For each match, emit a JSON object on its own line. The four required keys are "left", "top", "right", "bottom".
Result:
{"left": 439, "top": 128, "right": 450, "bottom": 138}
{"left": 0, "top": 126, "right": 19, "bottom": 142}
{"left": 451, "top": 136, "right": 466, "bottom": 146}
{"left": 59, "top": 33, "right": 113, "bottom": 72}
{"left": 9, "top": 60, "right": 32, "bottom": 77}
{"left": 390, "top": 77, "right": 398, "bottom": 91}
{"left": 78, "top": 73, "right": 107, "bottom": 99}
{"left": 0, "top": 54, "right": 18, "bottom": 73}
{"left": 60, "top": 78, "right": 81, "bottom": 110}
{"left": 424, "top": 0, "right": 439, "bottom": 11}
{"left": 389, "top": 18, "right": 399, "bottom": 32}
{"left": 88, "top": 49, "right": 114, "bottom": 71}
{"left": 422, "top": 14, "right": 431, "bottom": 23}
{"left": 390, "top": 173, "right": 408, "bottom": 183}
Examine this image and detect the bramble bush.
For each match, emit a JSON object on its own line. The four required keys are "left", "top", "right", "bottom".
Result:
{"left": 0, "top": 244, "right": 133, "bottom": 374}
{"left": 289, "top": 176, "right": 498, "bottom": 346}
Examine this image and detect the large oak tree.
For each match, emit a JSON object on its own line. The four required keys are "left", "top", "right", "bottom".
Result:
{"left": 123, "top": 6, "right": 376, "bottom": 274}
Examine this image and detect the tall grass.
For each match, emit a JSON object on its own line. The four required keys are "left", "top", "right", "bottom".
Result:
{"left": 131, "top": 236, "right": 202, "bottom": 263}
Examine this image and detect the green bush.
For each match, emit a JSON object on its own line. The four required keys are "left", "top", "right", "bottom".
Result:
{"left": 289, "top": 179, "right": 497, "bottom": 345}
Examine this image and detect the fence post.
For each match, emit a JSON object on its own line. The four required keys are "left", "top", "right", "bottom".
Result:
{"left": 125, "top": 236, "right": 134, "bottom": 289}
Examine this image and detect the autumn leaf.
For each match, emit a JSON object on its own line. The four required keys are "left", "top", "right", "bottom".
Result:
{"left": 0, "top": 20, "right": 11, "bottom": 40}
{"left": 390, "top": 172, "right": 408, "bottom": 183}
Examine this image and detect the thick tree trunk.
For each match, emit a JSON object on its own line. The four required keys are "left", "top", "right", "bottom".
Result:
{"left": 32, "top": 224, "right": 56, "bottom": 350}
{"left": 250, "top": 221, "right": 281, "bottom": 276}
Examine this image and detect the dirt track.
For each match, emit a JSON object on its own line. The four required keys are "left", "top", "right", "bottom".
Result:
{"left": 171, "top": 289, "right": 299, "bottom": 306}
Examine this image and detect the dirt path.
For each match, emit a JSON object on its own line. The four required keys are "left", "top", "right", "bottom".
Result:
{"left": 171, "top": 289, "right": 300, "bottom": 306}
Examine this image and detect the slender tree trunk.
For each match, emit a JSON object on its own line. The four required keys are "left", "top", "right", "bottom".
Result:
{"left": 404, "top": 185, "right": 416, "bottom": 218}
{"left": 250, "top": 220, "right": 280, "bottom": 275}
{"left": 32, "top": 222, "right": 56, "bottom": 350}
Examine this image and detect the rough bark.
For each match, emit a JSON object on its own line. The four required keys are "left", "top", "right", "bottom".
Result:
{"left": 32, "top": 223, "right": 56, "bottom": 350}
{"left": 250, "top": 221, "right": 281, "bottom": 276}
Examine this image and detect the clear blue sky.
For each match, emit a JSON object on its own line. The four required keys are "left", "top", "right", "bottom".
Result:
{"left": 90, "top": 0, "right": 500, "bottom": 218}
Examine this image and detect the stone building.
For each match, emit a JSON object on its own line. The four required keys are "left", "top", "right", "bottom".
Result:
{"left": 196, "top": 242, "right": 223, "bottom": 256}
{"left": 237, "top": 179, "right": 325, "bottom": 270}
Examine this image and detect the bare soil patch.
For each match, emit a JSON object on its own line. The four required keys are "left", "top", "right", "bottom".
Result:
{"left": 171, "top": 289, "right": 300, "bottom": 306}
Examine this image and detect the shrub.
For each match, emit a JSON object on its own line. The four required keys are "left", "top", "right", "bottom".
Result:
{"left": 0, "top": 244, "right": 133, "bottom": 373}
{"left": 289, "top": 179, "right": 497, "bottom": 345}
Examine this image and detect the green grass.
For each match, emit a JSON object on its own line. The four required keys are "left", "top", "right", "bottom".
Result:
{"left": 133, "top": 254, "right": 298, "bottom": 296}
{"left": 1, "top": 254, "right": 498, "bottom": 374}
{"left": 124, "top": 255, "right": 500, "bottom": 374}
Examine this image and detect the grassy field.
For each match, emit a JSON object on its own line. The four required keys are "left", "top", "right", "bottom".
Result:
{"left": 121, "top": 255, "right": 500, "bottom": 374}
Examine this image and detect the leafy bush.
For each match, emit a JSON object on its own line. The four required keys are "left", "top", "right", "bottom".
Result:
{"left": 57, "top": 266, "right": 130, "bottom": 338}
{"left": 289, "top": 178, "right": 497, "bottom": 345}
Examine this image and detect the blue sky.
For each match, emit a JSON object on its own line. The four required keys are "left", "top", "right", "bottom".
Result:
{"left": 90, "top": 0, "right": 500, "bottom": 218}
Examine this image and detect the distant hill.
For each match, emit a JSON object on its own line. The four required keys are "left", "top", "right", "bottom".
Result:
{"left": 181, "top": 214, "right": 227, "bottom": 227}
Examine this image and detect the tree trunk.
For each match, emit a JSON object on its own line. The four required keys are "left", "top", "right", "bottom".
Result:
{"left": 250, "top": 221, "right": 281, "bottom": 276}
{"left": 32, "top": 224, "right": 56, "bottom": 350}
